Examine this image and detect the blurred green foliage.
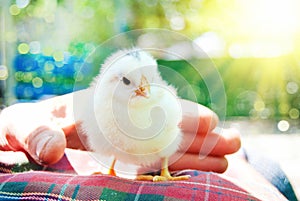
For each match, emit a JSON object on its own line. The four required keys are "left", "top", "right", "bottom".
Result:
{"left": 2, "top": 0, "right": 300, "bottom": 125}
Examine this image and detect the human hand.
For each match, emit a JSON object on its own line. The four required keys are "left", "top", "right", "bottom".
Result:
{"left": 0, "top": 101, "right": 67, "bottom": 165}
{"left": 0, "top": 91, "right": 240, "bottom": 174}
{"left": 168, "top": 99, "right": 241, "bottom": 173}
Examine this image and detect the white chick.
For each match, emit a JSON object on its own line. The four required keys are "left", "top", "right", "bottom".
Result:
{"left": 81, "top": 48, "right": 189, "bottom": 181}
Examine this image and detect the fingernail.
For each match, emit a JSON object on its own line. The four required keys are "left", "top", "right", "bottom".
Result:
{"left": 35, "top": 135, "right": 52, "bottom": 159}
{"left": 37, "top": 129, "right": 66, "bottom": 165}
{"left": 198, "top": 154, "right": 207, "bottom": 160}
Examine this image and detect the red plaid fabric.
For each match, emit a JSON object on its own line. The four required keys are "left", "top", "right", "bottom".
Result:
{"left": 0, "top": 151, "right": 287, "bottom": 201}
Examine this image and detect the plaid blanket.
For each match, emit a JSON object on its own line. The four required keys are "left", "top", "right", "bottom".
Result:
{"left": 0, "top": 150, "right": 287, "bottom": 201}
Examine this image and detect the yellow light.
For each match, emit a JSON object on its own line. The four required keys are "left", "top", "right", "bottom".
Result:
{"left": 44, "top": 61, "right": 55, "bottom": 72}
{"left": 42, "top": 46, "right": 53, "bottom": 56}
{"left": 289, "top": 108, "right": 299, "bottom": 119}
{"left": 279, "top": 103, "right": 290, "bottom": 115}
{"left": 239, "top": 0, "right": 300, "bottom": 37}
{"left": 254, "top": 100, "right": 265, "bottom": 111}
{"left": 53, "top": 51, "right": 64, "bottom": 62}
{"left": 15, "top": 71, "right": 24, "bottom": 81}
{"left": 32, "top": 77, "right": 43, "bottom": 88}
{"left": 0, "top": 65, "right": 8, "bottom": 80}
{"left": 233, "top": 0, "right": 300, "bottom": 57}
{"left": 9, "top": 4, "right": 20, "bottom": 15}
{"left": 18, "top": 43, "right": 30, "bottom": 54}
{"left": 23, "top": 72, "right": 33, "bottom": 83}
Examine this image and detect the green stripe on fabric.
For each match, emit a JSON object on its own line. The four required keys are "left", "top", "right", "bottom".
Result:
{"left": 99, "top": 188, "right": 164, "bottom": 201}
{"left": 126, "top": 193, "right": 164, "bottom": 201}
{"left": 47, "top": 184, "right": 55, "bottom": 194}
{"left": 46, "top": 183, "right": 55, "bottom": 201}
{"left": 1, "top": 182, "right": 28, "bottom": 193}
{"left": 71, "top": 184, "right": 80, "bottom": 200}
{"left": 100, "top": 188, "right": 127, "bottom": 201}
{"left": 58, "top": 184, "right": 68, "bottom": 201}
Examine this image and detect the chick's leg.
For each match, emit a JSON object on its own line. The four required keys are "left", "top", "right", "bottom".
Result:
{"left": 136, "top": 157, "right": 190, "bottom": 182}
{"left": 108, "top": 157, "right": 117, "bottom": 176}
{"left": 153, "top": 157, "right": 190, "bottom": 182}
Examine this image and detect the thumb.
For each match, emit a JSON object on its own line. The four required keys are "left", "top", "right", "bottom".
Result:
{"left": 25, "top": 126, "right": 66, "bottom": 165}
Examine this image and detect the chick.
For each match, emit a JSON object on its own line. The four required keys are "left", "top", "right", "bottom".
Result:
{"left": 81, "top": 48, "right": 189, "bottom": 181}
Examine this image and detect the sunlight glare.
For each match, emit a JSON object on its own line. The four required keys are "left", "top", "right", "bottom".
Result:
{"left": 232, "top": 0, "right": 300, "bottom": 57}
{"left": 239, "top": 0, "right": 300, "bottom": 38}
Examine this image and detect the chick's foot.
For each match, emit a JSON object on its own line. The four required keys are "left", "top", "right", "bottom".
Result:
{"left": 136, "top": 174, "right": 190, "bottom": 182}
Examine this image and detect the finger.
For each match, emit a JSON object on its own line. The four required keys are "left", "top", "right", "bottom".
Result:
{"left": 182, "top": 128, "right": 241, "bottom": 157}
{"left": 64, "top": 124, "right": 87, "bottom": 150}
{"left": 25, "top": 126, "right": 66, "bottom": 165}
{"left": 169, "top": 153, "right": 228, "bottom": 173}
{"left": 208, "top": 128, "right": 241, "bottom": 156}
{"left": 180, "top": 99, "right": 218, "bottom": 135}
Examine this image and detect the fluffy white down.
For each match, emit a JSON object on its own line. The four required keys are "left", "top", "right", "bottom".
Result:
{"left": 81, "top": 49, "right": 183, "bottom": 167}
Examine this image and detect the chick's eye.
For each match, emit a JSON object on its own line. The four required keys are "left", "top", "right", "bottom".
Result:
{"left": 122, "top": 77, "right": 131, "bottom": 85}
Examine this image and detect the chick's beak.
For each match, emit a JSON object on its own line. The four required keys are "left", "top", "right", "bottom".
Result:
{"left": 135, "top": 75, "right": 150, "bottom": 98}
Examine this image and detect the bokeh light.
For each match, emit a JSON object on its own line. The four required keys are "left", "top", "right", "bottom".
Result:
{"left": 286, "top": 82, "right": 299, "bottom": 94}
{"left": 289, "top": 108, "right": 299, "bottom": 120}
{"left": 32, "top": 77, "right": 43, "bottom": 88}
{"left": 29, "top": 41, "right": 41, "bottom": 54}
{"left": 18, "top": 43, "right": 30, "bottom": 54}
{"left": 277, "top": 120, "right": 290, "bottom": 132}
{"left": 9, "top": 4, "right": 20, "bottom": 15}
{"left": 42, "top": 47, "right": 54, "bottom": 56}
{"left": 169, "top": 15, "right": 185, "bottom": 31}
{"left": 53, "top": 51, "right": 64, "bottom": 62}
{"left": 0, "top": 65, "right": 8, "bottom": 80}
{"left": 13, "top": 46, "right": 93, "bottom": 99}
